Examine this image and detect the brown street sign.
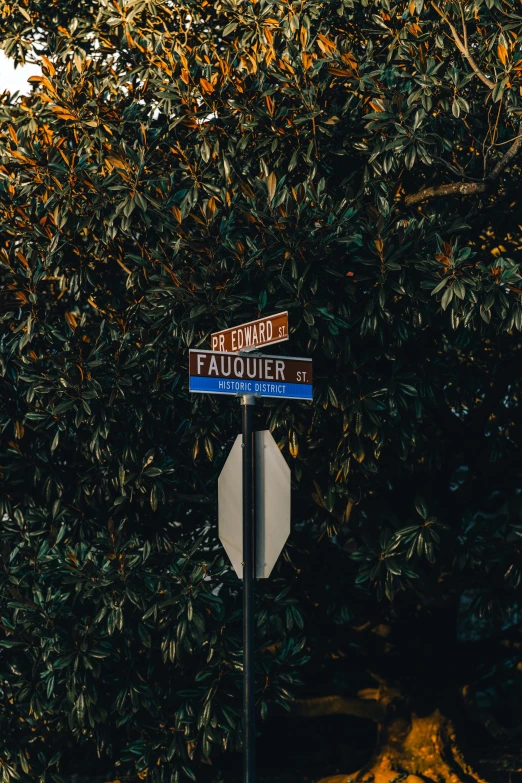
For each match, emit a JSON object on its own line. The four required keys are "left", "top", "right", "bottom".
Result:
{"left": 189, "top": 349, "right": 312, "bottom": 400}
{"left": 210, "top": 311, "right": 289, "bottom": 353}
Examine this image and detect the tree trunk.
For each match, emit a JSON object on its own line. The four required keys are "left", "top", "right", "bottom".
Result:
{"left": 318, "top": 709, "right": 488, "bottom": 783}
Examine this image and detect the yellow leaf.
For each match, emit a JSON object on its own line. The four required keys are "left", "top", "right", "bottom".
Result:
{"left": 300, "top": 26, "right": 308, "bottom": 49}
{"left": 266, "top": 171, "right": 277, "bottom": 203}
{"left": 498, "top": 44, "right": 508, "bottom": 66}
{"left": 41, "top": 55, "right": 56, "bottom": 77}
{"left": 265, "top": 94, "right": 275, "bottom": 115}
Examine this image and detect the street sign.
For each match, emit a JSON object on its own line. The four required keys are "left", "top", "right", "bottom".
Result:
{"left": 188, "top": 309, "right": 307, "bottom": 783}
{"left": 189, "top": 349, "right": 313, "bottom": 400}
{"left": 211, "top": 311, "right": 289, "bottom": 353}
{"left": 218, "top": 431, "right": 291, "bottom": 579}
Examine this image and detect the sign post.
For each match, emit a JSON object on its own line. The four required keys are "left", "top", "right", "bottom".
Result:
{"left": 188, "top": 312, "right": 311, "bottom": 783}
{"left": 241, "top": 394, "right": 255, "bottom": 783}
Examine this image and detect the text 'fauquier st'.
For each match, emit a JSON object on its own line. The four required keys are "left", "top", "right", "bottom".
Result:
{"left": 189, "top": 350, "right": 313, "bottom": 400}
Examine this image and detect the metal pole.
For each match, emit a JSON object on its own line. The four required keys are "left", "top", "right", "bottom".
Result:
{"left": 241, "top": 394, "right": 255, "bottom": 783}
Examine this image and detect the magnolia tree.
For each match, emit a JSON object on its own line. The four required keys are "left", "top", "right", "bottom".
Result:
{"left": 1, "top": 1, "right": 522, "bottom": 782}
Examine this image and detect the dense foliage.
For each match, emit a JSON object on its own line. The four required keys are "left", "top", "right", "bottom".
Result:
{"left": 1, "top": 0, "right": 522, "bottom": 781}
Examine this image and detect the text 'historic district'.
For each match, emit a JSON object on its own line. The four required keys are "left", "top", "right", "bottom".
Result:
{"left": 189, "top": 350, "right": 313, "bottom": 400}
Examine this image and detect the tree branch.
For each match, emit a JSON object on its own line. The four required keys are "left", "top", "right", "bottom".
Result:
{"left": 404, "top": 181, "right": 485, "bottom": 207}
{"left": 404, "top": 130, "right": 522, "bottom": 207}
{"left": 488, "top": 133, "right": 522, "bottom": 180}
{"left": 288, "top": 695, "right": 386, "bottom": 722}
{"left": 431, "top": 2, "right": 495, "bottom": 91}
{"left": 402, "top": 3, "right": 522, "bottom": 207}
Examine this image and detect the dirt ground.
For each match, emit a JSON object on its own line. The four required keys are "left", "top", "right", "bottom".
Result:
{"left": 216, "top": 713, "right": 522, "bottom": 783}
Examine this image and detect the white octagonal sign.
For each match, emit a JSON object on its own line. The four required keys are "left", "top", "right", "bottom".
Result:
{"left": 218, "top": 431, "right": 291, "bottom": 579}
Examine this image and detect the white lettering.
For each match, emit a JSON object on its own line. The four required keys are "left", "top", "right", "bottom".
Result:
{"left": 234, "top": 357, "right": 244, "bottom": 377}
{"left": 267, "top": 321, "right": 273, "bottom": 340}
{"left": 231, "top": 331, "right": 237, "bottom": 351}
{"left": 219, "top": 335, "right": 225, "bottom": 351}
{"left": 220, "top": 356, "right": 232, "bottom": 376}
{"left": 259, "top": 322, "right": 265, "bottom": 342}
{"left": 276, "top": 360, "right": 285, "bottom": 380}
{"left": 244, "top": 325, "right": 252, "bottom": 347}
{"left": 246, "top": 358, "right": 257, "bottom": 378}
{"left": 237, "top": 329, "right": 244, "bottom": 349}
{"left": 254, "top": 383, "right": 286, "bottom": 395}
{"left": 208, "top": 356, "right": 219, "bottom": 376}
{"left": 252, "top": 324, "right": 258, "bottom": 345}
{"left": 211, "top": 336, "right": 218, "bottom": 350}
{"left": 264, "top": 359, "right": 273, "bottom": 380}
{"left": 197, "top": 354, "right": 205, "bottom": 374}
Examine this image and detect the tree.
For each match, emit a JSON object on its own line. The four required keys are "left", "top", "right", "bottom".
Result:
{"left": 1, "top": 1, "right": 522, "bottom": 782}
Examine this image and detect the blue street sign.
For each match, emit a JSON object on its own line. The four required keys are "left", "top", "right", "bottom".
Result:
{"left": 189, "top": 350, "right": 313, "bottom": 401}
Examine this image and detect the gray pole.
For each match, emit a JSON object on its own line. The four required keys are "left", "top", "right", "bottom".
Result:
{"left": 241, "top": 394, "right": 255, "bottom": 783}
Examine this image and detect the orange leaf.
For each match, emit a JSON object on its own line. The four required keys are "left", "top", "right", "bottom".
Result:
{"left": 106, "top": 156, "right": 126, "bottom": 170}
{"left": 327, "top": 67, "right": 354, "bottom": 78}
{"left": 65, "top": 312, "right": 78, "bottom": 331}
{"left": 41, "top": 55, "right": 56, "bottom": 77}
{"left": 265, "top": 47, "right": 276, "bottom": 67}
{"left": 199, "top": 77, "right": 214, "bottom": 94}
{"left": 317, "top": 33, "right": 337, "bottom": 55}
{"left": 302, "top": 52, "right": 313, "bottom": 70}
{"left": 16, "top": 251, "right": 29, "bottom": 270}
{"left": 498, "top": 44, "right": 508, "bottom": 66}
{"left": 52, "top": 107, "right": 77, "bottom": 121}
